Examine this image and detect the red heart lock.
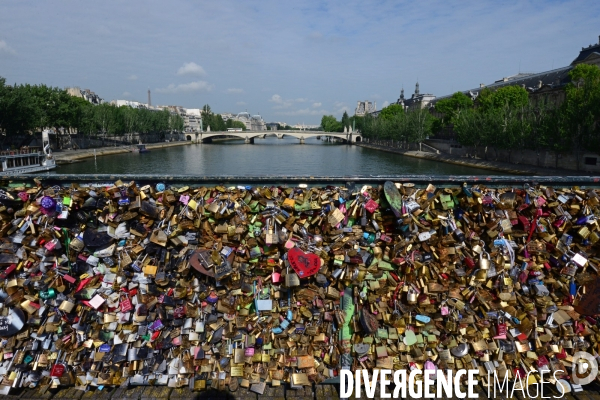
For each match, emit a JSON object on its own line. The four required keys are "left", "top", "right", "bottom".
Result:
{"left": 288, "top": 247, "right": 320, "bottom": 278}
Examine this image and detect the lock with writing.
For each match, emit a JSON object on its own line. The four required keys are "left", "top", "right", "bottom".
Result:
{"left": 494, "top": 317, "right": 507, "bottom": 339}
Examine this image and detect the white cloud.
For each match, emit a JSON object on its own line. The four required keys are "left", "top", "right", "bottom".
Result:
{"left": 269, "top": 94, "right": 283, "bottom": 103}
{"left": 128, "top": 75, "right": 138, "bottom": 81}
{"left": 236, "top": 101, "right": 246, "bottom": 106}
{"left": 156, "top": 81, "right": 214, "bottom": 94}
{"left": 176, "top": 62, "right": 206, "bottom": 76}
{"left": 122, "top": 91, "right": 132, "bottom": 97}
{"left": 0, "top": 40, "right": 15, "bottom": 54}
{"left": 382, "top": 101, "right": 390, "bottom": 108}
{"left": 312, "top": 102, "right": 322, "bottom": 108}
{"left": 226, "top": 88, "right": 244, "bottom": 94}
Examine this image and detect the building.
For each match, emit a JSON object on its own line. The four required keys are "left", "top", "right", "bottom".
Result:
{"left": 184, "top": 109, "right": 203, "bottom": 132}
{"left": 572, "top": 35, "right": 600, "bottom": 68}
{"left": 396, "top": 83, "right": 436, "bottom": 111}
{"left": 354, "top": 101, "right": 376, "bottom": 116}
{"left": 232, "top": 112, "right": 266, "bottom": 131}
{"left": 432, "top": 34, "right": 600, "bottom": 109}
{"left": 66, "top": 87, "right": 103, "bottom": 105}
{"left": 266, "top": 123, "right": 278, "bottom": 131}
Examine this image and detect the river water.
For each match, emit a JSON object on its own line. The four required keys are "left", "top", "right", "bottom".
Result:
{"left": 57, "top": 137, "right": 501, "bottom": 176}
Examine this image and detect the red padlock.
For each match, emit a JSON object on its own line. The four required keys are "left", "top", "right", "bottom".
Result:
{"left": 50, "top": 352, "right": 67, "bottom": 377}
{"left": 494, "top": 317, "right": 507, "bottom": 339}
{"left": 120, "top": 294, "right": 133, "bottom": 313}
{"left": 464, "top": 256, "right": 476, "bottom": 269}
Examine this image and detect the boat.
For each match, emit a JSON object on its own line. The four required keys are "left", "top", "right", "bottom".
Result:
{"left": 133, "top": 144, "right": 150, "bottom": 153}
{"left": 0, "top": 129, "right": 56, "bottom": 175}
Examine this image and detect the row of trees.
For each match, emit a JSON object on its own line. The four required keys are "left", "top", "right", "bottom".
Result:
{"left": 321, "top": 107, "right": 433, "bottom": 145}
{"left": 200, "top": 104, "right": 247, "bottom": 131}
{"left": 436, "top": 64, "right": 600, "bottom": 168}
{"left": 0, "top": 77, "right": 185, "bottom": 138}
{"left": 320, "top": 64, "right": 600, "bottom": 169}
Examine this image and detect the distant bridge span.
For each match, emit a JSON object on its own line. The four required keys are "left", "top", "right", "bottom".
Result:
{"left": 186, "top": 130, "right": 361, "bottom": 144}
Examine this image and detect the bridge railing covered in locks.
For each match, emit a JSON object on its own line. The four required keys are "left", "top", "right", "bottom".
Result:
{"left": 0, "top": 174, "right": 599, "bottom": 395}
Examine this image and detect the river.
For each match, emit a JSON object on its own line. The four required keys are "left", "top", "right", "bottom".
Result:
{"left": 56, "top": 137, "right": 502, "bottom": 176}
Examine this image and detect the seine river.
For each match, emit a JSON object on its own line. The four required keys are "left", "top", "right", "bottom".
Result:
{"left": 57, "top": 137, "right": 500, "bottom": 176}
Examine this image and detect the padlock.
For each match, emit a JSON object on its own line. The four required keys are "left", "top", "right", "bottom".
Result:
{"left": 494, "top": 317, "right": 507, "bottom": 339}
{"left": 285, "top": 267, "right": 300, "bottom": 287}
{"left": 407, "top": 288, "right": 418, "bottom": 304}
{"left": 479, "top": 252, "right": 491, "bottom": 270}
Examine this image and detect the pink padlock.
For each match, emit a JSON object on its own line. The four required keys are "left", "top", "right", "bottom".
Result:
{"left": 424, "top": 360, "right": 437, "bottom": 374}
{"left": 272, "top": 271, "right": 281, "bottom": 283}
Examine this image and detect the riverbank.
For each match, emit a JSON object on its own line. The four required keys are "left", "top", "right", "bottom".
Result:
{"left": 355, "top": 142, "right": 594, "bottom": 176}
{"left": 54, "top": 140, "right": 192, "bottom": 162}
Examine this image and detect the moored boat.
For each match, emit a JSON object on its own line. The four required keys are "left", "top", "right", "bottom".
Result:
{"left": 0, "top": 129, "right": 56, "bottom": 175}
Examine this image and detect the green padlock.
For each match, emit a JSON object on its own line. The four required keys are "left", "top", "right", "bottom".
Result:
{"left": 440, "top": 193, "right": 454, "bottom": 210}
{"left": 40, "top": 288, "right": 56, "bottom": 300}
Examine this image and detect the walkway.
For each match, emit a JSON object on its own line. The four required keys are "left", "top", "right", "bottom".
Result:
{"left": 53, "top": 141, "right": 192, "bottom": 163}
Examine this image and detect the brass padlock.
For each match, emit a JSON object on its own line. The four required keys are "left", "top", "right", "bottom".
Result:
{"left": 479, "top": 252, "right": 491, "bottom": 270}
{"left": 407, "top": 288, "right": 418, "bottom": 304}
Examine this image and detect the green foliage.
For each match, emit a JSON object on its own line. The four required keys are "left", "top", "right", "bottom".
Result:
{"left": 448, "top": 66, "right": 600, "bottom": 166}
{"left": 378, "top": 104, "right": 405, "bottom": 120}
{"left": 358, "top": 107, "right": 433, "bottom": 143}
{"left": 200, "top": 105, "right": 226, "bottom": 131}
{"left": 226, "top": 119, "right": 246, "bottom": 131}
{"left": 435, "top": 92, "right": 473, "bottom": 128}
{"left": 477, "top": 85, "right": 529, "bottom": 111}
{"left": 0, "top": 77, "right": 184, "bottom": 138}
{"left": 341, "top": 111, "right": 350, "bottom": 129}
{"left": 320, "top": 115, "right": 342, "bottom": 132}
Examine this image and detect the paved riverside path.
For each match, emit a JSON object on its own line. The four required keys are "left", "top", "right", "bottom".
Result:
{"left": 53, "top": 141, "right": 192, "bottom": 162}
{"left": 356, "top": 143, "right": 596, "bottom": 176}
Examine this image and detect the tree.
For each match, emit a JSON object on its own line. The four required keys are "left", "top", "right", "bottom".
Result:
{"left": 320, "top": 115, "right": 342, "bottom": 132}
{"left": 561, "top": 63, "right": 600, "bottom": 169}
{"left": 478, "top": 85, "right": 529, "bottom": 111}
{"left": 378, "top": 104, "right": 405, "bottom": 120}
{"left": 341, "top": 111, "right": 350, "bottom": 129}
{"left": 434, "top": 92, "right": 473, "bottom": 126}
{"left": 226, "top": 119, "right": 246, "bottom": 131}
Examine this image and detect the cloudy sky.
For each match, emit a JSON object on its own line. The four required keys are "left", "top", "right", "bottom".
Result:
{"left": 1, "top": 1, "right": 599, "bottom": 124}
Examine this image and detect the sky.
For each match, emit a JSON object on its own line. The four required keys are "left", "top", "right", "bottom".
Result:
{"left": 1, "top": 0, "right": 599, "bottom": 125}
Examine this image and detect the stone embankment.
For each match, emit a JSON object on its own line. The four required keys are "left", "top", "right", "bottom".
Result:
{"left": 54, "top": 141, "right": 192, "bottom": 163}
{"left": 356, "top": 142, "right": 593, "bottom": 176}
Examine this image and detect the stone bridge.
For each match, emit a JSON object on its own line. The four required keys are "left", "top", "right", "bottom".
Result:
{"left": 185, "top": 130, "right": 362, "bottom": 144}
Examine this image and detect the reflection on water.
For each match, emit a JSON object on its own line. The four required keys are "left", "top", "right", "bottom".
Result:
{"left": 57, "top": 136, "right": 502, "bottom": 176}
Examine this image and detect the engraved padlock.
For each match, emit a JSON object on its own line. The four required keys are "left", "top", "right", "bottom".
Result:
{"left": 494, "top": 316, "right": 507, "bottom": 339}
{"left": 285, "top": 265, "right": 300, "bottom": 287}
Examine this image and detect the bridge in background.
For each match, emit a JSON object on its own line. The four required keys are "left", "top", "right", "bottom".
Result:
{"left": 185, "top": 130, "right": 362, "bottom": 144}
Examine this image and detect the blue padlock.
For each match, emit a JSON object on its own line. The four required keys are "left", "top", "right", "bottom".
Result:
{"left": 416, "top": 315, "right": 431, "bottom": 323}
{"left": 570, "top": 279, "right": 577, "bottom": 296}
